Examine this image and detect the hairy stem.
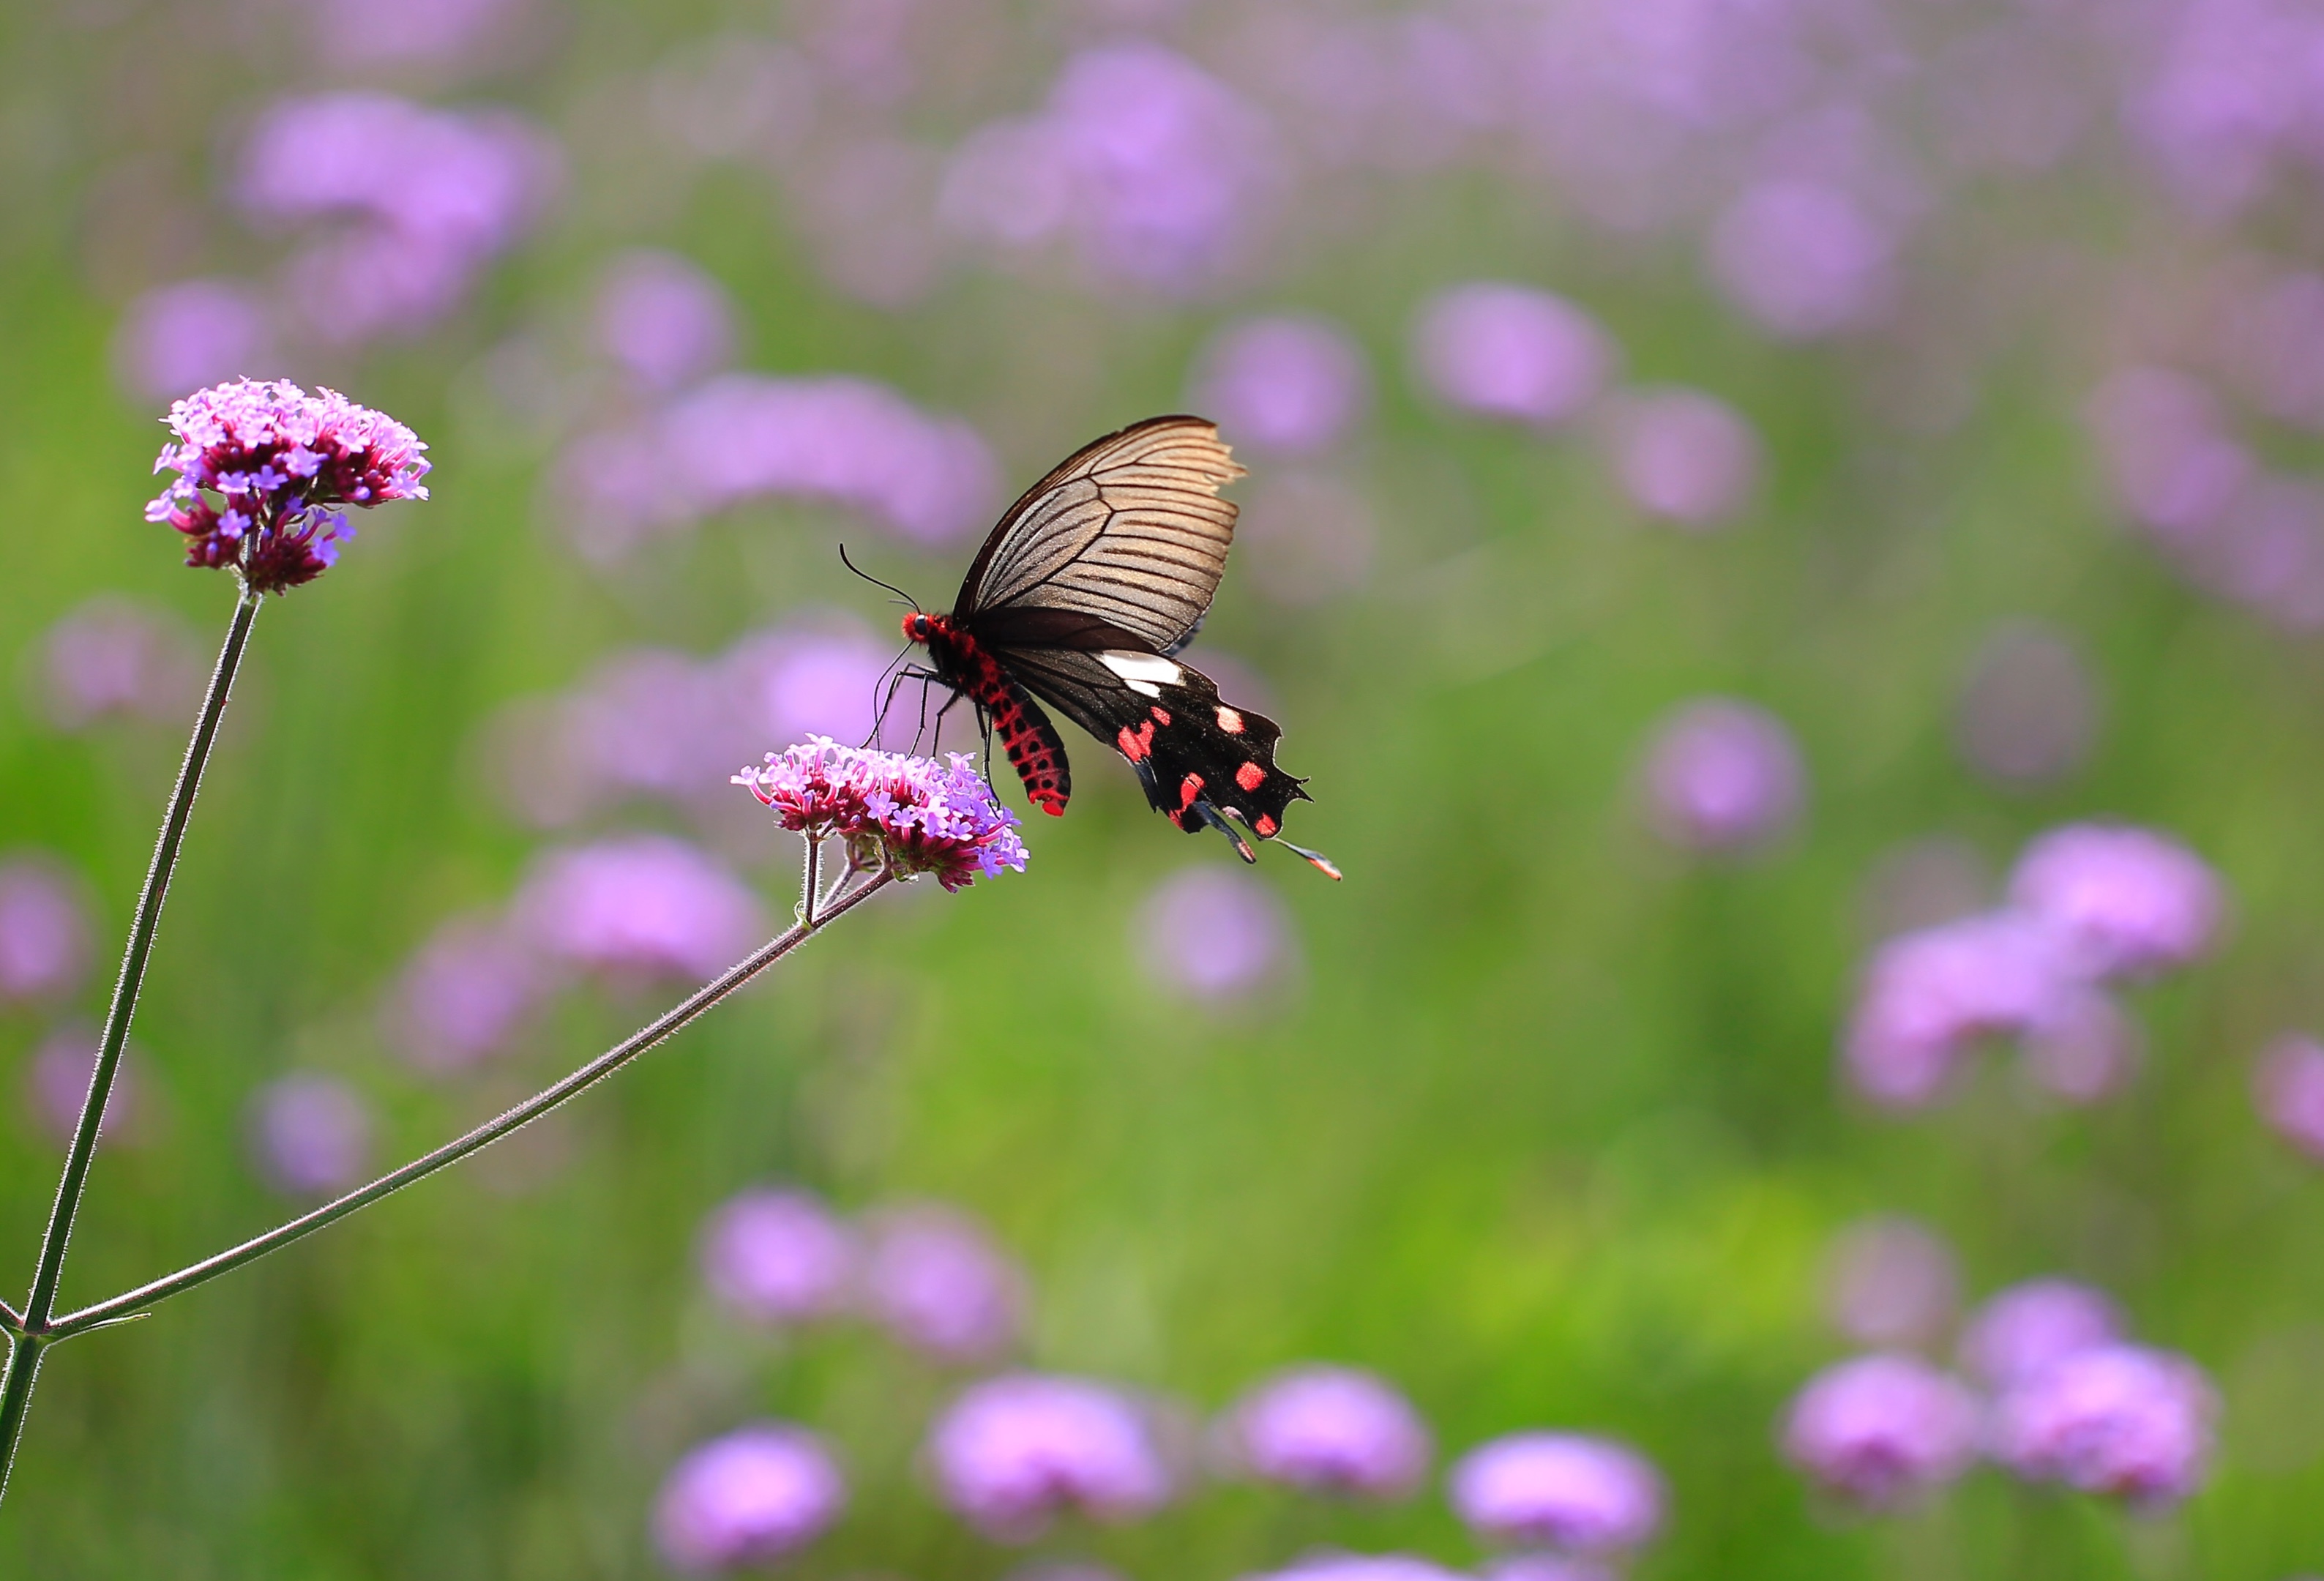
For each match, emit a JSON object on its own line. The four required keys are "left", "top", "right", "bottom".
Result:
{"left": 46, "top": 866, "right": 897, "bottom": 1340}
{"left": 0, "top": 584, "right": 262, "bottom": 1502}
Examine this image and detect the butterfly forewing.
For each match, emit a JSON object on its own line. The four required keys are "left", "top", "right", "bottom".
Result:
{"left": 955, "top": 416, "right": 1244, "bottom": 654}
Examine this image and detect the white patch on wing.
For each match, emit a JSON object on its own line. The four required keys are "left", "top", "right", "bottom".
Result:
{"left": 1099, "top": 650, "right": 1184, "bottom": 698}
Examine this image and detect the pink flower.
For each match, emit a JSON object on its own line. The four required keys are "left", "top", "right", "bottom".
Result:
{"left": 2257, "top": 1035, "right": 2324, "bottom": 1161}
{"left": 1959, "top": 1280, "right": 2124, "bottom": 1391}
{"left": 145, "top": 378, "right": 430, "bottom": 594}
{"left": 1601, "top": 388, "right": 1760, "bottom": 529}
{"left": 512, "top": 835, "right": 766, "bottom": 979}
{"left": 1222, "top": 1365, "right": 1432, "bottom": 1500}
{"left": 1989, "top": 1345, "right": 2216, "bottom": 1509}
{"left": 247, "top": 1074, "right": 373, "bottom": 1197}
{"left": 735, "top": 739, "right": 1028, "bottom": 892}
{"left": 1447, "top": 1432, "right": 1664, "bottom": 1555}
{"left": 0, "top": 856, "right": 91, "bottom": 1003}
{"left": 654, "top": 1424, "right": 845, "bottom": 1572}
{"left": 37, "top": 597, "right": 203, "bottom": 731}
{"left": 1190, "top": 315, "right": 1370, "bottom": 455}
{"left": 1782, "top": 1353, "right": 1982, "bottom": 1507}
{"left": 594, "top": 250, "right": 736, "bottom": 393}
{"left": 862, "top": 1204, "right": 1026, "bottom": 1364}
{"left": 2006, "top": 824, "right": 2223, "bottom": 981}
{"left": 1413, "top": 283, "right": 1614, "bottom": 428}
{"left": 1640, "top": 698, "right": 1805, "bottom": 853}
{"left": 698, "top": 1188, "right": 859, "bottom": 1326}
{"left": 1137, "top": 867, "right": 1293, "bottom": 1001}
{"left": 927, "top": 1374, "right": 1173, "bottom": 1539}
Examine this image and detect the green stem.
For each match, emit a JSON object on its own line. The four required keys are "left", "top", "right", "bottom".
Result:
{"left": 0, "top": 583, "right": 261, "bottom": 1502}
{"left": 45, "top": 861, "right": 896, "bottom": 1340}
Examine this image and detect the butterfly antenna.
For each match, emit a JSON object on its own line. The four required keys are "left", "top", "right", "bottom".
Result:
{"left": 838, "top": 542, "right": 922, "bottom": 610}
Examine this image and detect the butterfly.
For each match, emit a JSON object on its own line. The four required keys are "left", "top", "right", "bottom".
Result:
{"left": 873, "top": 415, "right": 1340, "bottom": 879}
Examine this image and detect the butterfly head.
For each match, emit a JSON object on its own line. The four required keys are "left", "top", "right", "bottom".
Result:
{"left": 902, "top": 612, "right": 939, "bottom": 644}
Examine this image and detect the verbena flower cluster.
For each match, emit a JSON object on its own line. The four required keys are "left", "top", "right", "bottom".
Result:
{"left": 734, "top": 737, "right": 1028, "bottom": 892}
{"left": 1784, "top": 1249, "right": 2216, "bottom": 1512}
{"left": 144, "top": 378, "right": 431, "bottom": 594}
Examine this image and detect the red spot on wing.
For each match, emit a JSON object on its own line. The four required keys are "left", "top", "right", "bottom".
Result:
{"left": 1178, "top": 774, "right": 1205, "bottom": 810}
{"left": 1235, "top": 760, "right": 1266, "bottom": 793}
{"left": 1216, "top": 706, "right": 1244, "bottom": 734}
{"left": 1117, "top": 721, "right": 1155, "bottom": 763}
{"left": 1254, "top": 814, "right": 1278, "bottom": 837}
{"left": 1150, "top": 706, "right": 1172, "bottom": 725}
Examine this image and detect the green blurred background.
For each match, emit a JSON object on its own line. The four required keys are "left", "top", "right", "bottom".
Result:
{"left": 8, "top": 0, "right": 2324, "bottom": 1575}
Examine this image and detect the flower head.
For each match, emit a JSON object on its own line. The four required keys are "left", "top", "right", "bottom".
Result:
{"left": 1781, "top": 1353, "right": 1983, "bottom": 1508}
{"left": 1989, "top": 1344, "right": 2216, "bottom": 1509}
{"left": 1447, "top": 1432, "right": 1665, "bottom": 1556}
{"left": 862, "top": 1203, "right": 1026, "bottom": 1364}
{"left": 1221, "top": 1364, "right": 1432, "bottom": 1500}
{"left": 653, "top": 1423, "right": 845, "bottom": 1572}
{"left": 698, "top": 1187, "right": 859, "bottom": 1326}
{"left": 247, "top": 1074, "right": 374, "bottom": 1197}
{"left": 2006, "top": 823, "right": 2223, "bottom": 982}
{"left": 1959, "top": 1279, "right": 2124, "bottom": 1390}
{"left": 146, "top": 378, "right": 430, "bottom": 594}
{"left": 735, "top": 738, "right": 1028, "bottom": 892}
{"left": 926, "top": 1373, "right": 1172, "bottom": 1540}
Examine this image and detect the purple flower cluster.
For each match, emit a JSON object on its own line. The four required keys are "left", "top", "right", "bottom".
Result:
{"left": 1413, "top": 284, "right": 1613, "bottom": 430}
{"left": 1189, "top": 315, "right": 1370, "bottom": 456}
{"left": 1640, "top": 699, "right": 1806, "bottom": 855}
{"left": 593, "top": 250, "right": 738, "bottom": 395}
{"left": 734, "top": 738, "right": 1028, "bottom": 892}
{"left": 23, "top": 1026, "right": 144, "bottom": 1149}
{"left": 653, "top": 1423, "right": 845, "bottom": 1573}
{"left": 926, "top": 1373, "right": 1173, "bottom": 1539}
{"left": 1782, "top": 1273, "right": 2215, "bottom": 1511}
{"left": 1219, "top": 1365, "right": 1432, "bottom": 1500}
{"left": 235, "top": 93, "right": 558, "bottom": 346}
{"left": 2257, "top": 1035, "right": 2324, "bottom": 1160}
{"left": 1250, "top": 1558, "right": 1471, "bottom": 1581}
{"left": 37, "top": 597, "right": 203, "bottom": 732}
{"left": 559, "top": 374, "right": 998, "bottom": 561}
{"left": 1843, "top": 823, "right": 2220, "bottom": 1108}
{"left": 1137, "top": 867, "right": 1295, "bottom": 1002}
{"left": 695, "top": 1186, "right": 1028, "bottom": 1363}
{"left": 1599, "top": 389, "right": 1760, "bottom": 531}
{"left": 380, "top": 916, "right": 544, "bottom": 1076}
{"left": 939, "top": 42, "right": 1283, "bottom": 296}
{"left": 0, "top": 856, "right": 91, "bottom": 1004}
{"left": 1446, "top": 1432, "right": 1664, "bottom": 1558}
{"left": 144, "top": 379, "right": 430, "bottom": 594}
{"left": 111, "top": 280, "right": 277, "bottom": 405}
{"left": 512, "top": 835, "right": 767, "bottom": 981}
{"left": 247, "top": 1074, "right": 374, "bottom": 1197}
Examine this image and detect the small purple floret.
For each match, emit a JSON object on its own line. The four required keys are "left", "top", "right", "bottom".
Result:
{"left": 735, "top": 738, "right": 1028, "bottom": 892}
{"left": 146, "top": 378, "right": 430, "bottom": 594}
{"left": 653, "top": 1422, "right": 845, "bottom": 1573}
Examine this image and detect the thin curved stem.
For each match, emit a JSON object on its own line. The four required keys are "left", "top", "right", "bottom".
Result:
{"left": 0, "top": 583, "right": 261, "bottom": 1502}
{"left": 48, "top": 866, "right": 897, "bottom": 1340}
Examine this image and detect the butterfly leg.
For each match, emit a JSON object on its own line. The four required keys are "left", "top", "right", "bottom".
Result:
{"left": 874, "top": 664, "right": 946, "bottom": 750}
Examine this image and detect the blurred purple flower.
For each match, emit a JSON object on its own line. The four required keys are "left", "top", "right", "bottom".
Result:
{"left": 1709, "top": 180, "right": 1895, "bottom": 340}
{"left": 2020, "top": 987, "right": 2142, "bottom": 1105}
{"left": 735, "top": 739, "right": 1029, "bottom": 892}
{"left": 654, "top": 1422, "right": 845, "bottom": 1573}
{"left": 512, "top": 835, "right": 766, "bottom": 979}
{"left": 594, "top": 250, "right": 736, "bottom": 394}
{"left": 2085, "top": 367, "right": 2252, "bottom": 542}
{"left": 1190, "top": 316, "right": 1370, "bottom": 455}
{"left": 145, "top": 378, "right": 431, "bottom": 594}
{"left": 2256, "top": 1035, "right": 2324, "bottom": 1162}
{"left": 1955, "top": 623, "right": 2101, "bottom": 790}
{"left": 248, "top": 1074, "right": 373, "bottom": 1197}
{"left": 1222, "top": 1364, "right": 1432, "bottom": 1500}
{"left": 699, "top": 1187, "right": 858, "bottom": 1326}
{"left": 37, "top": 596, "right": 203, "bottom": 731}
{"left": 1989, "top": 1344, "right": 2217, "bottom": 1509}
{"left": 1781, "top": 1353, "right": 1982, "bottom": 1509}
{"left": 1234, "top": 470, "right": 1378, "bottom": 607}
{"left": 381, "top": 916, "right": 543, "bottom": 1074}
{"left": 1137, "top": 867, "right": 1293, "bottom": 1001}
{"left": 1446, "top": 1432, "right": 1665, "bottom": 1555}
{"left": 1412, "top": 283, "right": 1615, "bottom": 429}
{"left": 2222, "top": 271, "right": 2324, "bottom": 431}
{"left": 304, "top": 0, "right": 531, "bottom": 69}
{"left": 2006, "top": 823, "right": 2222, "bottom": 982}
{"left": 942, "top": 44, "right": 1283, "bottom": 296}
{"left": 1601, "top": 388, "right": 1759, "bottom": 529}
{"left": 112, "top": 280, "right": 277, "bottom": 405}
{"left": 1841, "top": 911, "right": 2075, "bottom": 1108}
{"left": 927, "top": 1373, "right": 1173, "bottom": 1540}
{"left": 1640, "top": 698, "right": 1805, "bottom": 854}
{"left": 862, "top": 1203, "right": 1025, "bottom": 1364}
{"left": 237, "top": 94, "right": 559, "bottom": 345}
{"left": 23, "top": 1026, "right": 143, "bottom": 1148}
{"left": 647, "top": 34, "right": 817, "bottom": 164}
{"left": 2124, "top": 0, "right": 2324, "bottom": 220}
{"left": 0, "top": 856, "right": 92, "bottom": 1003}
{"left": 1958, "top": 1279, "right": 2125, "bottom": 1391}
{"left": 1478, "top": 1558, "right": 1616, "bottom": 1581}
{"left": 720, "top": 618, "right": 905, "bottom": 756}
{"left": 1252, "top": 1558, "right": 1471, "bottom": 1581}
{"left": 1824, "top": 1216, "right": 1959, "bottom": 1351}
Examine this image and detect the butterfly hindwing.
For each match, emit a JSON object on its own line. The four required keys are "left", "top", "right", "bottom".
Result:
{"left": 988, "top": 643, "right": 1309, "bottom": 840}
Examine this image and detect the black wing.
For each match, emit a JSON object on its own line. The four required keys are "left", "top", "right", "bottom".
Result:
{"left": 985, "top": 640, "right": 1311, "bottom": 846}
{"left": 954, "top": 416, "right": 1244, "bottom": 654}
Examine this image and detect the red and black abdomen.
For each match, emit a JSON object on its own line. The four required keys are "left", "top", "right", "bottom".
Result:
{"left": 913, "top": 616, "right": 1072, "bottom": 816}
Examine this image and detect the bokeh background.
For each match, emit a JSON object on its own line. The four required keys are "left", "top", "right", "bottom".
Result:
{"left": 6, "top": 0, "right": 2324, "bottom": 1574}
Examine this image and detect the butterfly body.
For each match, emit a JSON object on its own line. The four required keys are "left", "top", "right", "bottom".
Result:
{"left": 894, "top": 415, "right": 1339, "bottom": 879}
